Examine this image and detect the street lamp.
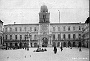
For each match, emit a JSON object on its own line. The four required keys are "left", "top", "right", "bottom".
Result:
{"left": 27, "top": 31, "right": 31, "bottom": 50}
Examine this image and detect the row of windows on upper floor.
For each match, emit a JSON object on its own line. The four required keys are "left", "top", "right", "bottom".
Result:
{"left": 4, "top": 34, "right": 37, "bottom": 40}
{"left": 4, "top": 33, "right": 82, "bottom": 40}
{"left": 52, "top": 26, "right": 82, "bottom": 31}
{"left": 4, "top": 26, "right": 83, "bottom": 32}
{"left": 4, "top": 27, "right": 38, "bottom": 32}
{"left": 52, "top": 34, "right": 82, "bottom": 40}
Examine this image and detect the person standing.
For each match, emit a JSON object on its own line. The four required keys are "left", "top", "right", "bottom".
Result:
{"left": 60, "top": 42, "right": 63, "bottom": 51}
{"left": 54, "top": 46, "right": 57, "bottom": 54}
{"left": 79, "top": 42, "right": 82, "bottom": 51}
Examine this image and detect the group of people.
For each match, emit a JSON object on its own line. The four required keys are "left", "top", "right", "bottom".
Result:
{"left": 53, "top": 45, "right": 63, "bottom": 54}
{"left": 53, "top": 42, "right": 82, "bottom": 54}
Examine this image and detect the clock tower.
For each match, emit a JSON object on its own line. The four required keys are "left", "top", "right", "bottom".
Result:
{"left": 38, "top": 5, "right": 51, "bottom": 47}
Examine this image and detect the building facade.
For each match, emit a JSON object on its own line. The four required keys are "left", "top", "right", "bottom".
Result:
{"left": 0, "top": 20, "right": 3, "bottom": 45}
{"left": 83, "top": 17, "right": 89, "bottom": 48}
{"left": 3, "top": 5, "right": 85, "bottom": 47}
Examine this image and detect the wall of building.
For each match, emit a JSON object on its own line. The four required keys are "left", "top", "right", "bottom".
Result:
{"left": 0, "top": 21, "right": 3, "bottom": 45}
{"left": 3, "top": 23, "right": 84, "bottom": 47}
{"left": 83, "top": 20, "right": 89, "bottom": 48}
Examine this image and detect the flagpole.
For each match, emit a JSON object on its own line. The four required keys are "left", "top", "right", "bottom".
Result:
{"left": 58, "top": 10, "right": 60, "bottom": 23}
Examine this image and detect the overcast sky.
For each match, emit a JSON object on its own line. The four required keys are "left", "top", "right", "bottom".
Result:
{"left": 0, "top": 0, "right": 89, "bottom": 25}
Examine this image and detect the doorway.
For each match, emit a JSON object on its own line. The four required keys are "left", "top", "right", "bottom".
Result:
{"left": 42, "top": 37, "right": 48, "bottom": 47}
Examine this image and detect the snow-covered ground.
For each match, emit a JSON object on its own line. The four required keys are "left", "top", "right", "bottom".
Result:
{"left": 0, "top": 47, "right": 89, "bottom": 61}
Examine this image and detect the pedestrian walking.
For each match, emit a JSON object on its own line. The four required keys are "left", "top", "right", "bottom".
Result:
{"left": 60, "top": 42, "right": 63, "bottom": 51}
{"left": 54, "top": 46, "right": 57, "bottom": 54}
{"left": 60, "top": 46, "right": 63, "bottom": 51}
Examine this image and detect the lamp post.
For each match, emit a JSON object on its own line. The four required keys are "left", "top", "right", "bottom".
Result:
{"left": 28, "top": 33, "right": 31, "bottom": 48}
{"left": 27, "top": 31, "right": 31, "bottom": 50}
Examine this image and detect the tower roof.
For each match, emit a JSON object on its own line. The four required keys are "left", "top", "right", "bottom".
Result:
{"left": 40, "top": 5, "right": 48, "bottom": 12}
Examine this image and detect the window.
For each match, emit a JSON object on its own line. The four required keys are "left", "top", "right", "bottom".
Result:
{"left": 34, "top": 35, "right": 37, "bottom": 40}
{"left": 43, "top": 15, "right": 46, "bottom": 19}
{"left": 34, "top": 27, "right": 37, "bottom": 31}
{"left": 30, "top": 35, "right": 32, "bottom": 40}
{"left": 73, "top": 26, "right": 75, "bottom": 30}
{"left": 53, "top": 34, "right": 55, "bottom": 40}
{"left": 73, "top": 34, "right": 76, "bottom": 39}
{"left": 78, "top": 34, "right": 81, "bottom": 39}
{"left": 6, "top": 35, "right": 7, "bottom": 40}
{"left": 10, "top": 27, "right": 12, "bottom": 32}
{"left": 15, "top": 35, "right": 17, "bottom": 40}
{"left": 58, "top": 34, "right": 61, "bottom": 40}
{"left": 43, "top": 15, "right": 46, "bottom": 22}
{"left": 20, "top": 35, "right": 22, "bottom": 40}
{"left": 25, "top": 35, "right": 27, "bottom": 40}
{"left": 68, "top": 26, "right": 70, "bottom": 31}
{"left": 10, "top": 35, "right": 12, "bottom": 40}
{"left": 63, "top": 34, "right": 66, "bottom": 39}
{"left": 63, "top": 26, "right": 66, "bottom": 31}
{"left": 30, "top": 27, "right": 32, "bottom": 32}
{"left": 5, "top": 28, "right": 7, "bottom": 32}
{"left": 58, "top": 27, "right": 60, "bottom": 31}
{"left": 53, "top": 27, "right": 55, "bottom": 31}
{"left": 79, "top": 26, "right": 81, "bottom": 30}
{"left": 20, "top": 27, "right": 22, "bottom": 31}
{"left": 15, "top": 27, "right": 17, "bottom": 31}
{"left": 24, "top": 27, "right": 26, "bottom": 31}
{"left": 68, "top": 34, "right": 70, "bottom": 39}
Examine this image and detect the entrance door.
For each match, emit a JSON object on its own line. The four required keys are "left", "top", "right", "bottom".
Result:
{"left": 42, "top": 37, "right": 48, "bottom": 47}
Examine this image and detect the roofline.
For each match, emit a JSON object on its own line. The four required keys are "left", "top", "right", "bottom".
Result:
{"left": 50, "top": 23, "right": 85, "bottom": 25}
{"left": 4, "top": 23, "right": 85, "bottom": 26}
{"left": 4, "top": 23, "right": 39, "bottom": 26}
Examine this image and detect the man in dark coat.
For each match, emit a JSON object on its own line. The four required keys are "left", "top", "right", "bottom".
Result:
{"left": 54, "top": 46, "right": 57, "bottom": 54}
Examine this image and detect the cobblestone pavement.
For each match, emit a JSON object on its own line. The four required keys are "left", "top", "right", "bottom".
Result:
{"left": 0, "top": 47, "right": 89, "bottom": 61}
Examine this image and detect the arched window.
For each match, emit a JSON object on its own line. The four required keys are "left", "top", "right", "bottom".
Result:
{"left": 24, "top": 27, "right": 26, "bottom": 31}
{"left": 5, "top": 27, "right": 7, "bottom": 32}
{"left": 10, "top": 35, "right": 12, "bottom": 40}
{"left": 20, "top": 35, "right": 22, "bottom": 40}
{"left": 68, "top": 26, "right": 70, "bottom": 31}
{"left": 30, "top": 27, "right": 32, "bottom": 32}
{"left": 63, "top": 26, "right": 66, "bottom": 31}
{"left": 79, "top": 26, "right": 81, "bottom": 30}
{"left": 53, "top": 34, "right": 55, "bottom": 40}
{"left": 58, "top": 34, "right": 61, "bottom": 40}
{"left": 34, "top": 27, "right": 37, "bottom": 31}
{"left": 58, "top": 27, "right": 60, "bottom": 31}
{"left": 73, "top": 26, "right": 75, "bottom": 30}
{"left": 34, "top": 35, "right": 37, "bottom": 40}
{"left": 63, "top": 34, "right": 66, "bottom": 39}
{"left": 10, "top": 27, "right": 12, "bottom": 32}
{"left": 5, "top": 35, "right": 7, "bottom": 40}
{"left": 15, "top": 35, "right": 17, "bottom": 40}
{"left": 15, "top": 27, "right": 17, "bottom": 31}
{"left": 53, "top": 27, "right": 55, "bottom": 31}
{"left": 25, "top": 35, "right": 27, "bottom": 40}
{"left": 68, "top": 34, "right": 70, "bottom": 39}
{"left": 20, "top": 27, "right": 22, "bottom": 31}
{"left": 73, "top": 34, "right": 76, "bottom": 39}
